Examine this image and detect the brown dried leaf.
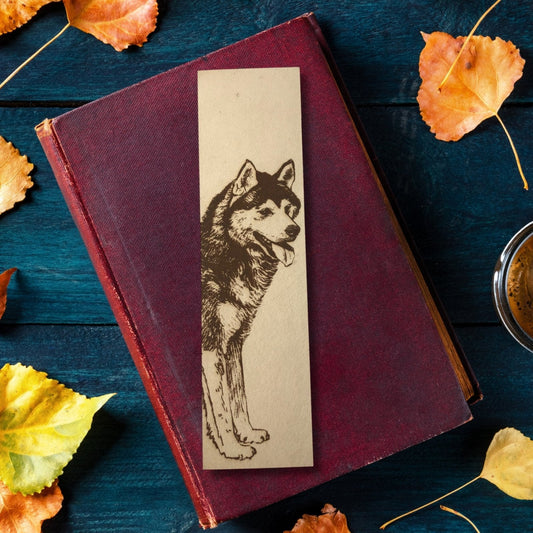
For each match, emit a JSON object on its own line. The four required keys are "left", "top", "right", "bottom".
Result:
{"left": 0, "top": 268, "right": 17, "bottom": 320}
{"left": 0, "top": 137, "right": 34, "bottom": 215}
{"left": 284, "top": 504, "right": 351, "bottom": 533}
{"left": 0, "top": 479, "right": 63, "bottom": 532}
{"left": 63, "top": 0, "right": 158, "bottom": 52}
{"left": 418, "top": 32, "right": 525, "bottom": 141}
{"left": 0, "top": 0, "right": 60, "bottom": 35}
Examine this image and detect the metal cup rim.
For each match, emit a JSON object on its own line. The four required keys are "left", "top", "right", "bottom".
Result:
{"left": 493, "top": 221, "right": 533, "bottom": 352}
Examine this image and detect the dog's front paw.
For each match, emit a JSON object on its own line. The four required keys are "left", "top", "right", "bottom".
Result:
{"left": 238, "top": 428, "right": 270, "bottom": 445}
{"left": 221, "top": 441, "right": 257, "bottom": 460}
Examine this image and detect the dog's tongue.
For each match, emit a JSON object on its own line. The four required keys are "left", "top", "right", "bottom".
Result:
{"left": 272, "top": 243, "right": 294, "bottom": 266}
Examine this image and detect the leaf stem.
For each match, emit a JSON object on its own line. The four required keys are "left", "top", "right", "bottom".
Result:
{"left": 440, "top": 505, "right": 481, "bottom": 533}
{"left": 0, "top": 22, "right": 71, "bottom": 91}
{"left": 438, "top": 0, "right": 502, "bottom": 91}
{"left": 494, "top": 112, "right": 528, "bottom": 190}
{"left": 379, "top": 476, "right": 481, "bottom": 530}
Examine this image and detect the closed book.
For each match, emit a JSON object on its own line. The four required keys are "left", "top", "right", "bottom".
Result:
{"left": 36, "top": 13, "right": 480, "bottom": 528}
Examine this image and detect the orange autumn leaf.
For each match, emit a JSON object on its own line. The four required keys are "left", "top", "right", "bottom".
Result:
{"left": 284, "top": 504, "right": 351, "bottom": 533}
{"left": 417, "top": 32, "right": 525, "bottom": 142}
{"left": 63, "top": 0, "right": 158, "bottom": 51}
{"left": 0, "top": 268, "right": 17, "bottom": 320}
{"left": 0, "top": 479, "right": 63, "bottom": 532}
{"left": 0, "top": 137, "right": 34, "bottom": 215}
{"left": 0, "top": 0, "right": 61, "bottom": 35}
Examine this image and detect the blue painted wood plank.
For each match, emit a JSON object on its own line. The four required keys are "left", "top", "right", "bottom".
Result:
{"left": 0, "top": 324, "right": 531, "bottom": 532}
{"left": 1, "top": 105, "right": 532, "bottom": 324}
{"left": 0, "top": 2, "right": 530, "bottom": 532}
{"left": 0, "top": 0, "right": 530, "bottom": 105}
{"left": 0, "top": 106, "right": 115, "bottom": 323}
{"left": 358, "top": 104, "right": 533, "bottom": 324}
{"left": 0, "top": 324, "right": 198, "bottom": 532}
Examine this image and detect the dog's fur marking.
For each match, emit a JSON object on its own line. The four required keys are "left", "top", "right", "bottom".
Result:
{"left": 202, "top": 159, "right": 301, "bottom": 460}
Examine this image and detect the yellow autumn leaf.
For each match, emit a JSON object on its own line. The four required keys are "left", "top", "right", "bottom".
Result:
{"left": 0, "top": 363, "right": 114, "bottom": 495}
{"left": 381, "top": 427, "right": 533, "bottom": 529}
{"left": 0, "top": 137, "right": 34, "bottom": 215}
{"left": 480, "top": 427, "right": 533, "bottom": 499}
{"left": 0, "top": 0, "right": 61, "bottom": 36}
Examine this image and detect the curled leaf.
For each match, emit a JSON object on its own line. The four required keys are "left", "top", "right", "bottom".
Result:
{"left": 0, "top": 363, "right": 114, "bottom": 495}
{"left": 0, "top": 479, "right": 63, "bottom": 533}
{"left": 0, "top": 0, "right": 60, "bottom": 35}
{"left": 480, "top": 427, "right": 533, "bottom": 499}
{"left": 63, "top": 0, "right": 159, "bottom": 51}
{"left": 418, "top": 32, "right": 524, "bottom": 141}
{"left": 0, "top": 268, "right": 17, "bottom": 320}
{"left": 0, "top": 137, "right": 34, "bottom": 215}
{"left": 284, "top": 504, "right": 351, "bottom": 533}
{"left": 418, "top": 32, "right": 527, "bottom": 188}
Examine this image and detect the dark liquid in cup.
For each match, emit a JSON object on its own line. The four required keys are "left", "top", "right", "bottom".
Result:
{"left": 507, "top": 235, "right": 533, "bottom": 340}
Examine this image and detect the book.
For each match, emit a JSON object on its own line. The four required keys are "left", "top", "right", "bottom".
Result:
{"left": 36, "top": 13, "right": 480, "bottom": 528}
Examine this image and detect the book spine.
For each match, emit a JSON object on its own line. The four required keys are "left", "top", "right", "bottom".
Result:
{"left": 35, "top": 119, "right": 218, "bottom": 529}
{"left": 304, "top": 15, "right": 480, "bottom": 403}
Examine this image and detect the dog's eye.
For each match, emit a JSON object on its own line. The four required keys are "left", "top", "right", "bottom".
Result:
{"left": 258, "top": 207, "right": 273, "bottom": 217}
{"left": 285, "top": 205, "right": 296, "bottom": 218}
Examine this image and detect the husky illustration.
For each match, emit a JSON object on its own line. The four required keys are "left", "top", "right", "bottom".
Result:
{"left": 201, "top": 159, "right": 301, "bottom": 460}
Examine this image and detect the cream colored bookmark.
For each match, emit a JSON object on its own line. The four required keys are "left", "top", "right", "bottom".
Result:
{"left": 199, "top": 67, "right": 312, "bottom": 469}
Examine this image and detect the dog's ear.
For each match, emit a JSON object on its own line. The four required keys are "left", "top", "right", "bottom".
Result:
{"left": 232, "top": 160, "right": 258, "bottom": 198}
{"left": 276, "top": 160, "right": 295, "bottom": 189}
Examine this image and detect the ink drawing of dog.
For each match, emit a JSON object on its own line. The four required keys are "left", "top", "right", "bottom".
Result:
{"left": 201, "top": 159, "right": 301, "bottom": 460}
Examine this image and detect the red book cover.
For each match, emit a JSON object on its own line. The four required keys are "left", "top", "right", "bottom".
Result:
{"left": 36, "top": 14, "right": 480, "bottom": 528}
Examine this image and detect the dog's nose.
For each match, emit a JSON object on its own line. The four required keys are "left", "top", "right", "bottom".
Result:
{"left": 285, "top": 224, "right": 300, "bottom": 240}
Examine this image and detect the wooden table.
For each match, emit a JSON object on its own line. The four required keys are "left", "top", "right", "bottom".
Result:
{"left": 1, "top": 1, "right": 532, "bottom": 531}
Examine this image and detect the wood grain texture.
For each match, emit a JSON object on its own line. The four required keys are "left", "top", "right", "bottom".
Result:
{"left": 358, "top": 105, "right": 533, "bottom": 324}
{"left": 0, "top": 324, "right": 530, "bottom": 532}
{"left": 1, "top": 106, "right": 532, "bottom": 324}
{"left": 1, "top": 0, "right": 532, "bottom": 530}
{"left": 0, "top": 1, "right": 530, "bottom": 104}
